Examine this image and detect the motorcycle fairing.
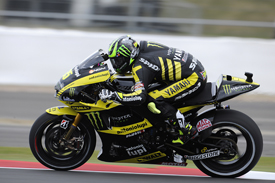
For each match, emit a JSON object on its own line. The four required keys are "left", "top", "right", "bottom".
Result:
{"left": 190, "top": 107, "right": 216, "bottom": 142}
{"left": 177, "top": 82, "right": 218, "bottom": 113}
{"left": 46, "top": 100, "right": 121, "bottom": 115}
{"left": 56, "top": 68, "right": 110, "bottom": 101}
{"left": 47, "top": 70, "right": 261, "bottom": 165}
{"left": 177, "top": 74, "right": 259, "bottom": 114}
{"left": 78, "top": 101, "right": 121, "bottom": 112}
{"left": 56, "top": 100, "right": 121, "bottom": 113}
{"left": 216, "top": 74, "right": 260, "bottom": 101}
{"left": 117, "top": 151, "right": 167, "bottom": 163}
{"left": 45, "top": 105, "right": 166, "bottom": 164}
{"left": 97, "top": 130, "right": 169, "bottom": 163}
{"left": 98, "top": 119, "right": 153, "bottom": 135}
{"left": 55, "top": 50, "right": 110, "bottom": 102}
{"left": 94, "top": 110, "right": 168, "bottom": 163}
{"left": 46, "top": 106, "right": 77, "bottom": 116}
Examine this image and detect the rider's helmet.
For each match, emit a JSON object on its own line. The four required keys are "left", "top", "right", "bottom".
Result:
{"left": 108, "top": 35, "right": 139, "bottom": 74}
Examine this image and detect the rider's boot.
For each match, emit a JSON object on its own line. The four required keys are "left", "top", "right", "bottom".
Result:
{"left": 168, "top": 111, "right": 198, "bottom": 146}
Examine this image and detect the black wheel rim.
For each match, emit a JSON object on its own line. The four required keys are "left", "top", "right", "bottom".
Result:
{"left": 199, "top": 121, "right": 256, "bottom": 176}
{"left": 34, "top": 118, "right": 93, "bottom": 169}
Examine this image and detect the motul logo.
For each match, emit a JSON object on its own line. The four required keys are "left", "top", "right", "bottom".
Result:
{"left": 196, "top": 118, "right": 212, "bottom": 132}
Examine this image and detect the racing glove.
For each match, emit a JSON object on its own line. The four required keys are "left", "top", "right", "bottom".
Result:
{"left": 99, "top": 89, "right": 121, "bottom": 102}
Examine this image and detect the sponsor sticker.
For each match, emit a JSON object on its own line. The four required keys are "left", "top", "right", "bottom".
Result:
{"left": 174, "top": 82, "right": 201, "bottom": 101}
{"left": 160, "top": 162, "right": 187, "bottom": 166}
{"left": 71, "top": 106, "right": 91, "bottom": 110}
{"left": 137, "top": 151, "right": 166, "bottom": 163}
{"left": 74, "top": 66, "right": 81, "bottom": 77}
{"left": 111, "top": 114, "right": 132, "bottom": 122}
{"left": 196, "top": 118, "right": 212, "bottom": 132}
{"left": 123, "top": 96, "right": 142, "bottom": 102}
{"left": 126, "top": 130, "right": 145, "bottom": 138}
{"left": 117, "top": 122, "right": 148, "bottom": 134}
{"left": 173, "top": 49, "right": 183, "bottom": 61}
{"left": 223, "top": 84, "right": 253, "bottom": 95}
{"left": 126, "top": 144, "right": 147, "bottom": 156}
{"left": 200, "top": 70, "right": 207, "bottom": 80}
{"left": 89, "top": 67, "right": 106, "bottom": 74}
{"left": 139, "top": 58, "right": 160, "bottom": 71}
{"left": 60, "top": 119, "right": 70, "bottom": 129}
{"left": 89, "top": 73, "right": 109, "bottom": 80}
{"left": 134, "top": 82, "right": 145, "bottom": 91}
{"left": 189, "top": 58, "right": 198, "bottom": 71}
{"left": 62, "top": 96, "right": 75, "bottom": 102}
{"left": 167, "top": 47, "right": 174, "bottom": 56}
{"left": 182, "top": 52, "right": 188, "bottom": 62}
{"left": 98, "top": 120, "right": 153, "bottom": 135}
{"left": 164, "top": 78, "right": 191, "bottom": 96}
{"left": 184, "top": 150, "right": 220, "bottom": 160}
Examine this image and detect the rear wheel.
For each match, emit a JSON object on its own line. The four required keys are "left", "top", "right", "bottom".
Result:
{"left": 194, "top": 109, "right": 263, "bottom": 178}
{"left": 29, "top": 113, "right": 96, "bottom": 170}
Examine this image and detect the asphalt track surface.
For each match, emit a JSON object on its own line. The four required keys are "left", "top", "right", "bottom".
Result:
{"left": 0, "top": 87, "right": 275, "bottom": 182}
{"left": 1, "top": 160, "right": 275, "bottom": 182}
{"left": 1, "top": 169, "right": 273, "bottom": 183}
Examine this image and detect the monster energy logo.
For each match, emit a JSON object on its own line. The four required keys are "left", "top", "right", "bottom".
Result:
{"left": 69, "top": 88, "right": 75, "bottom": 97}
{"left": 87, "top": 112, "right": 104, "bottom": 130}
{"left": 223, "top": 84, "right": 231, "bottom": 94}
{"left": 118, "top": 45, "right": 131, "bottom": 57}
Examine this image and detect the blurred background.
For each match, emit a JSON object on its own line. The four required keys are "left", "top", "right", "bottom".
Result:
{"left": 1, "top": 0, "right": 275, "bottom": 167}
{"left": 0, "top": 0, "right": 275, "bottom": 94}
{"left": 0, "top": 0, "right": 275, "bottom": 38}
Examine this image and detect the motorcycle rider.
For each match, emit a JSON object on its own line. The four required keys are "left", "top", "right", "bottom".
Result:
{"left": 99, "top": 35, "right": 207, "bottom": 145}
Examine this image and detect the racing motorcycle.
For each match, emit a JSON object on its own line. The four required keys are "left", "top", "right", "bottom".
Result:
{"left": 29, "top": 49, "right": 263, "bottom": 178}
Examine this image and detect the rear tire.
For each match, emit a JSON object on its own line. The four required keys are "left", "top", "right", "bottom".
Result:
{"left": 194, "top": 109, "right": 263, "bottom": 178}
{"left": 29, "top": 112, "right": 96, "bottom": 170}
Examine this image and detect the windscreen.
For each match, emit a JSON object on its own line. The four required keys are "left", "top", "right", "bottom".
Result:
{"left": 79, "top": 49, "right": 105, "bottom": 69}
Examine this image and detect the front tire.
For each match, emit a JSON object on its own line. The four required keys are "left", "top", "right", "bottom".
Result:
{"left": 194, "top": 109, "right": 263, "bottom": 178}
{"left": 29, "top": 112, "right": 96, "bottom": 170}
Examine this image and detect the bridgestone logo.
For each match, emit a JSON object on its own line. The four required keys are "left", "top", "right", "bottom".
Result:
{"left": 184, "top": 150, "right": 220, "bottom": 160}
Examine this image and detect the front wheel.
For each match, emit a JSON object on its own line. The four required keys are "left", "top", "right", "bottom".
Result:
{"left": 193, "top": 109, "right": 263, "bottom": 178}
{"left": 29, "top": 112, "right": 96, "bottom": 170}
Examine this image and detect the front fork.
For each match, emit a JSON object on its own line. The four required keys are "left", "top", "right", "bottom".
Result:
{"left": 63, "top": 113, "right": 82, "bottom": 140}
{"left": 59, "top": 113, "right": 83, "bottom": 150}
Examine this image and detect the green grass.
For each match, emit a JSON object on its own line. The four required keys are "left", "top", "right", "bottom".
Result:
{"left": 0, "top": 146, "right": 274, "bottom": 173}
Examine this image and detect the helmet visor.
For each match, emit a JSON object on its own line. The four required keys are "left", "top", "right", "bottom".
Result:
{"left": 110, "top": 56, "right": 128, "bottom": 73}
